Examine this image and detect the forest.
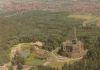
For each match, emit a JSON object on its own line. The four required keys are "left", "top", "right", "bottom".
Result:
{"left": 0, "top": 11, "right": 100, "bottom": 70}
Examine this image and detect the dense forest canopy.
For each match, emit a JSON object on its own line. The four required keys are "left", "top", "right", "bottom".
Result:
{"left": 0, "top": 10, "right": 100, "bottom": 70}
{"left": 0, "top": 11, "right": 82, "bottom": 64}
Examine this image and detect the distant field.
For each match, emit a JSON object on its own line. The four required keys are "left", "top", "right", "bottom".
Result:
{"left": 68, "top": 14, "right": 100, "bottom": 20}
{"left": 68, "top": 14, "right": 100, "bottom": 25}
{"left": 68, "top": 15, "right": 94, "bottom": 20}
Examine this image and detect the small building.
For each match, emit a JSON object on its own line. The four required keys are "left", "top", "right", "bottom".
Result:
{"left": 60, "top": 39, "right": 85, "bottom": 58}
{"left": 58, "top": 27, "right": 85, "bottom": 58}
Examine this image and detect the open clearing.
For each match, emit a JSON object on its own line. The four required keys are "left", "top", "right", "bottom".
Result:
{"left": 10, "top": 42, "right": 86, "bottom": 69}
{"left": 68, "top": 14, "right": 100, "bottom": 25}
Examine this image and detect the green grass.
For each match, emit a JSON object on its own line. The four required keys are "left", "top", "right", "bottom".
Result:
{"left": 25, "top": 54, "right": 46, "bottom": 66}
{"left": 48, "top": 61, "right": 65, "bottom": 69}
{"left": 10, "top": 42, "right": 46, "bottom": 66}
{"left": 52, "top": 47, "right": 60, "bottom": 56}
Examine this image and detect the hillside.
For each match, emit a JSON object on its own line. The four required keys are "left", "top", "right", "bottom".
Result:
{"left": 0, "top": 11, "right": 83, "bottom": 64}
{"left": 0, "top": 0, "right": 100, "bottom": 69}
{"left": 0, "top": 10, "right": 100, "bottom": 70}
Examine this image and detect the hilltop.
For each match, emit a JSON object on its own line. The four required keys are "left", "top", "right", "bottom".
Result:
{"left": 3, "top": 40, "right": 86, "bottom": 70}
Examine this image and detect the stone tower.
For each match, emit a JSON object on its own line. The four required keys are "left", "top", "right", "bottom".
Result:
{"left": 60, "top": 27, "right": 85, "bottom": 58}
